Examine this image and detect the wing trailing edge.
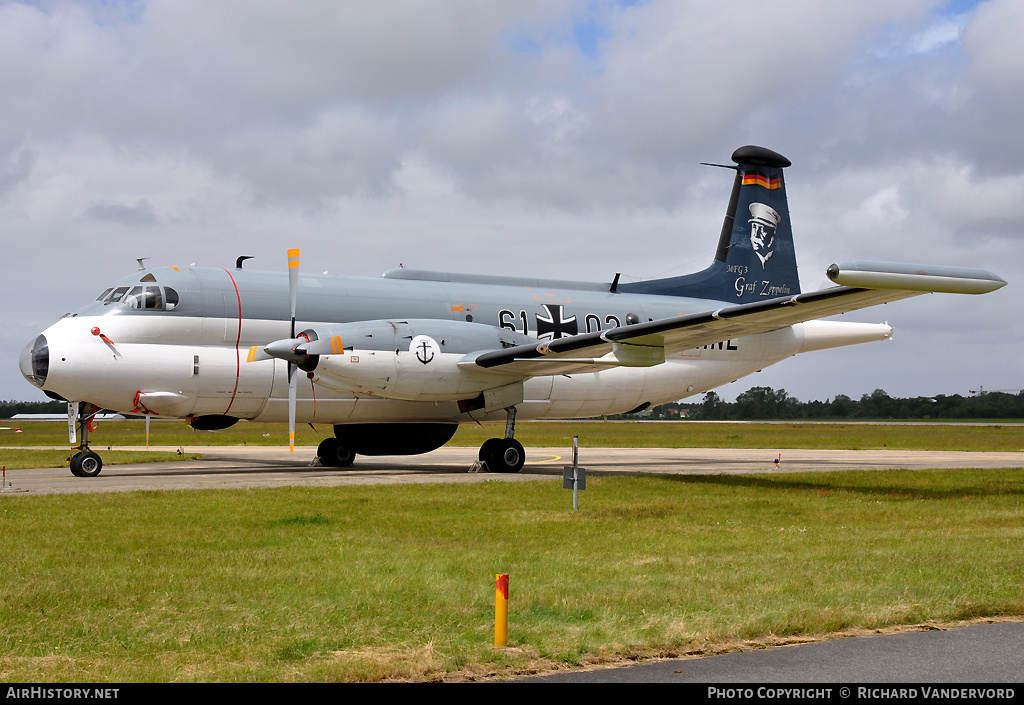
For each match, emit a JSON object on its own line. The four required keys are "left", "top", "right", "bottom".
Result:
{"left": 467, "top": 262, "right": 1005, "bottom": 377}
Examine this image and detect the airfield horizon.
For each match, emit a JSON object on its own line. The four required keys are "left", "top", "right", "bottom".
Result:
{"left": 2, "top": 419, "right": 1022, "bottom": 455}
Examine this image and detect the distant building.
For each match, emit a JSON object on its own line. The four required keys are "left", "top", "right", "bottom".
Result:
{"left": 11, "top": 413, "right": 126, "bottom": 421}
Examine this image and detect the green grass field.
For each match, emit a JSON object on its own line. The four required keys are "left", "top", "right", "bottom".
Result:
{"left": 1, "top": 468, "right": 1023, "bottom": 682}
{"left": 3, "top": 419, "right": 1022, "bottom": 457}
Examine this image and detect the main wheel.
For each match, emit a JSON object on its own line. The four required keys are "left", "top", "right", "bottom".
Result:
{"left": 478, "top": 437, "right": 501, "bottom": 463}
{"left": 317, "top": 437, "right": 356, "bottom": 468}
{"left": 483, "top": 438, "right": 525, "bottom": 473}
{"left": 70, "top": 451, "right": 103, "bottom": 478}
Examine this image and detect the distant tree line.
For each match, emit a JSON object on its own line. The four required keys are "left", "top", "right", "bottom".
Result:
{"left": 0, "top": 399, "right": 68, "bottom": 419}
{"left": 622, "top": 387, "right": 1024, "bottom": 420}
{"left": 6, "top": 388, "right": 1023, "bottom": 421}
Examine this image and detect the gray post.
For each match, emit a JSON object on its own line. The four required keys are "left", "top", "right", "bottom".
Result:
{"left": 563, "top": 435, "right": 586, "bottom": 510}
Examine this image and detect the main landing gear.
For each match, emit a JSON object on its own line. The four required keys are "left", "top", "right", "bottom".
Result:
{"left": 316, "top": 437, "right": 355, "bottom": 468}
{"left": 309, "top": 414, "right": 525, "bottom": 473}
{"left": 478, "top": 406, "right": 525, "bottom": 473}
{"left": 69, "top": 402, "right": 104, "bottom": 478}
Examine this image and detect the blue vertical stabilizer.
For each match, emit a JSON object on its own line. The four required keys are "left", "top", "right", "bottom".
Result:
{"left": 619, "top": 145, "right": 801, "bottom": 303}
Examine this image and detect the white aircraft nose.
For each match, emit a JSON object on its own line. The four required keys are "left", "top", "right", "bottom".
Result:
{"left": 20, "top": 334, "right": 49, "bottom": 389}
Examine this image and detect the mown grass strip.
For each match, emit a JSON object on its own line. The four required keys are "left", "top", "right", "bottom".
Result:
{"left": 3, "top": 420, "right": 1022, "bottom": 452}
{"left": 454, "top": 421, "right": 1024, "bottom": 452}
{"left": 1, "top": 468, "right": 1022, "bottom": 681}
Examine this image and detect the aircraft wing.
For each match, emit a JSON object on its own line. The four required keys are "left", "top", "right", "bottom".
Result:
{"left": 462, "top": 261, "right": 1006, "bottom": 377}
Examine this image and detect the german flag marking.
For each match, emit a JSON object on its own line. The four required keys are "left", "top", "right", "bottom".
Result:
{"left": 742, "top": 173, "right": 781, "bottom": 189}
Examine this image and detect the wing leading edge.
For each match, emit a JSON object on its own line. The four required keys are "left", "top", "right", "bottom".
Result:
{"left": 461, "top": 261, "right": 1006, "bottom": 378}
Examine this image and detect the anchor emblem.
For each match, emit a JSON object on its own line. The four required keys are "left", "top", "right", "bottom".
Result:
{"left": 416, "top": 339, "right": 434, "bottom": 364}
{"left": 411, "top": 335, "right": 439, "bottom": 365}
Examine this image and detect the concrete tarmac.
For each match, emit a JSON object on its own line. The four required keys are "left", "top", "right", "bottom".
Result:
{"left": 522, "top": 620, "right": 1024, "bottom": 683}
{"left": 1, "top": 445, "right": 1021, "bottom": 495}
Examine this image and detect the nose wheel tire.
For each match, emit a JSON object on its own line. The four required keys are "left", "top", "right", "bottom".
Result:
{"left": 70, "top": 450, "right": 103, "bottom": 478}
{"left": 480, "top": 438, "right": 525, "bottom": 473}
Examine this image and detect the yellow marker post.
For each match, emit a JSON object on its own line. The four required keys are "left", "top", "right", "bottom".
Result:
{"left": 495, "top": 573, "right": 509, "bottom": 647}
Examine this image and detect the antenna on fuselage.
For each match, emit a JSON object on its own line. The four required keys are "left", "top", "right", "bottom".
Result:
{"left": 236, "top": 256, "right": 254, "bottom": 269}
{"left": 136, "top": 257, "right": 151, "bottom": 271}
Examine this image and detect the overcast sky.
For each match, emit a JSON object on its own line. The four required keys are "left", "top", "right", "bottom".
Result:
{"left": 2, "top": 0, "right": 1021, "bottom": 404}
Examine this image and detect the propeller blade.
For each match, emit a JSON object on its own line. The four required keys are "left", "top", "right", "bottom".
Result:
{"left": 288, "top": 248, "right": 300, "bottom": 339}
{"left": 288, "top": 361, "right": 297, "bottom": 452}
{"left": 246, "top": 345, "right": 274, "bottom": 363}
{"left": 303, "top": 335, "right": 346, "bottom": 356}
{"left": 287, "top": 248, "right": 300, "bottom": 452}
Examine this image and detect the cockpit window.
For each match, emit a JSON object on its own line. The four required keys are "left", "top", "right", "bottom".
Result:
{"left": 124, "top": 286, "right": 163, "bottom": 309}
{"left": 103, "top": 287, "right": 131, "bottom": 303}
{"left": 100, "top": 285, "right": 179, "bottom": 310}
{"left": 123, "top": 286, "right": 144, "bottom": 308}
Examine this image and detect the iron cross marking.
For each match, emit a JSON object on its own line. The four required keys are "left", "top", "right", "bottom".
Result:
{"left": 536, "top": 304, "right": 578, "bottom": 340}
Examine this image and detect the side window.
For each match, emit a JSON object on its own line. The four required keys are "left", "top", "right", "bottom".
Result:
{"left": 164, "top": 287, "right": 179, "bottom": 310}
{"left": 124, "top": 286, "right": 144, "bottom": 308}
{"left": 143, "top": 286, "right": 162, "bottom": 309}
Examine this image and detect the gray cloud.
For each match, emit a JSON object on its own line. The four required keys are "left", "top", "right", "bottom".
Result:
{"left": 84, "top": 198, "right": 158, "bottom": 226}
{"left": 1, "top": 0, "right": 1020, "bottom": 403}
{"left": 0, "top": 147, "right": 34, "bottom": 196}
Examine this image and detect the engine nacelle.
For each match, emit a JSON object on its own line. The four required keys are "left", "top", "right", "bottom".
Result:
{"left": 303, "top": 319, "right": 530, "bottom": 402}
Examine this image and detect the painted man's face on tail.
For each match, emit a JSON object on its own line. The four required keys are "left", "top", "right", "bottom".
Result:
{"left": 748, "top": 202, "right": 781, "bottom": 269}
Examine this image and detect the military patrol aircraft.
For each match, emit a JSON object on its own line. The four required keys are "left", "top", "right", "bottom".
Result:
{"left": 20, "top": 146, "right": 1006, "bottom": 477}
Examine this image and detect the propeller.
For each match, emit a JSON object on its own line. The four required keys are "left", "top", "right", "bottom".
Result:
{"left": 247, "top": 248, "right": 329, "bottom": 452}
{"left": 287, "top": 248, "right": 300, "bottom": 452}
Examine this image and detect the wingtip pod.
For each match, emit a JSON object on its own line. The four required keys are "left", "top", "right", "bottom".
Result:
{"left": 827, "top": 261, "right": 1007, "bottom": 295}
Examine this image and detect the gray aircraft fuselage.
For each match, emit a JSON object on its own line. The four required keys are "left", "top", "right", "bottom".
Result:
{"left": 28, "top": 261, "right": 846, "bottom": 426}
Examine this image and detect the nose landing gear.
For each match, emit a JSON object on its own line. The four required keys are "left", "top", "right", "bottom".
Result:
{"left": 70, "top": 450, "right": 103, "bottom": 478}
{"left": 69, "top": 402, "right": 104, "bottom": 477}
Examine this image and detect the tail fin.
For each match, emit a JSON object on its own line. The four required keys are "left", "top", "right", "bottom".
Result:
{"left": 619, "top": 145, "right": 800, "bottom": 303}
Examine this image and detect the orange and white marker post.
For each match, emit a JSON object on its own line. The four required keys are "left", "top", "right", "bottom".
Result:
{"left": 495, "top": 573, "right": 509, "bottom": 647}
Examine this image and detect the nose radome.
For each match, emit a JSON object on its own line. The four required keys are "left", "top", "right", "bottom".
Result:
{"left": 19, "top": 334, "right": 48, "bottom": 388}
